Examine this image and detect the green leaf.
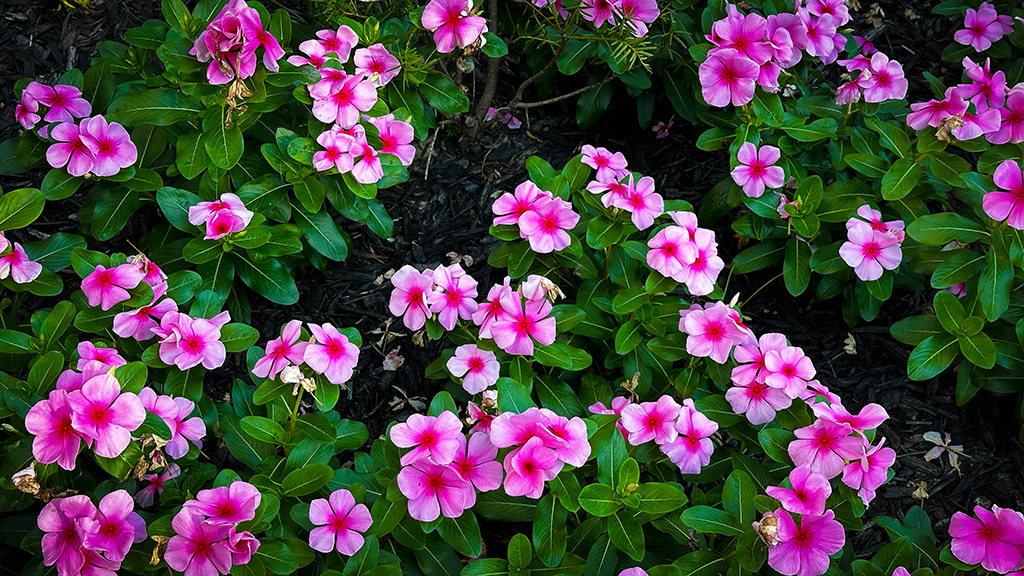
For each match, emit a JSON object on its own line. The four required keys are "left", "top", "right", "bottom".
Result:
{"left": 731, "top": 239, "right": 786, "bottom": 274}
{"left": 611, "top": 286, "right": 648, "bottom": 314}
{"left": 865, "top": 117, "right": 912, "bottom": 158}
{"left": 421, "top": 73, "right": 469, "bottom": 114}
{"left": 575, "top": 81, "right": 614, "bottom": 129}
{"left": 614, "top": 320, "right": 644, "bottom": 354}
{"left": 93, "top": 188, "right": 142, "bottom": 241}
{"left": 934, "top": 290, "right": 967, "bottom": 334}
{"left": 607, "top": 510, "right": 644, "bottom": 561}
{"left": 587, "top": 216, "right": 623, "bottom": 249}
{"left": 845, "top": 153, "right": 889, "bottom": 178}
{"left": 0, "top": 188, "right": 45, "bottom": 231}
{"left": 578, "top": 484, "right": 619, "bottom": 517}
{"left": 930, "top": 250, "right": 984, "bottom": 289}
{"left": 781, "top": 117, "right": 837, "bottom": 142}
{"left": 293, "top": 176, "right": 326, "bottom": 213}
{"left": 203, "top": 105, "right": 244, "bottom": 170}
{"left": 21, "top": 233, "right": 86, "bottom": 272}
{"left": 95, "top": 442, "right": 143, "bottom": 480}
{"left": 41, "top": 169, "right": 85, "bottom": 201}
{"left": 634, "top": 482, "right": 688, "bottom": 514}
{"left": 907, "top": 213, "right": 987, "bottom": 245}
{"left": 108, "top": 88, "right": 202, "bottom": 126}
{"left": 295, "top": 208, "right": 348, "bottom": 261}
{"left": 583, "top": 535, "right": 617, "bottom": 576}
{"left": 751, "top": 90, "right": 784, "bottom": 126}
{"left": 508, "top": 533, "right": 532, "bottom": 570}
{"left": 480, "top": 32, "right": 508, "bottom": 57}
{"left": 241, "top": 416, "right": 287, "bottom": 444}
{"left": 461, "top": 559, "right": 510, "bottom": 576}
{"left": 295, "top": 413, "right": 337, "bottom": 442}
{"left": 783, "top": 238, "right": 811, "bottom": 296}
{"left": 891, "top": 315, "right": 944, "bottom": 346}
{"left": 221, "top": 323, "right": 259, "bottom": 352}
{"left": 881, "top": 158, "right": 922, "bottom": 200}
{"left": 176, "top": 131, "right": 209, "bottom": 180}
{"left": 534, "top": 343, "right": 592, "bottom": 371}
{"left": 979, "top": 245, "right": 1013, "bottom": 321}
{"left": 439, "top": 511, "right": 482, "bottom": 558}
{"left": 958, "top": 331, "right": 996, "bottom": 369}
{"left": 927, "top": 152, "right": 971, "bottom": 186}
{"left": 534, "top": 494, "right": 567, "bottom": 567}
{"left": 679, "top": 506, "right": 743, "bottom": 536}
{"left": 907, "top": 334, "right": 959, "bottom": 380}
{"left": 364, "top": 198, "right": 393, "bottom": 238}
{"left": 234, "top": 252, "right": 299, "bottom": 304}
{"left": 281, "top": 463, "right": 333, "bottom": 496}
{"left": 723, "top": 471, "right": 756, "bottom": 526}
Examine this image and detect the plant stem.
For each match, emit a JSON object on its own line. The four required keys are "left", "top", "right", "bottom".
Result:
{"left": 741, "top": 272, "right": 784, "bottom": 308}
{"left": 512, "top": 75, "right": 615, "bottom": 110}
{"left": 289, "top": 387, "right": 304, "bottom": 437}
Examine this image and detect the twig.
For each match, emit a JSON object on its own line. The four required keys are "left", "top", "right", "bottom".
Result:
{"left": 471, "top": 0, "right": 502, "bottom": 135}
{"left": 512, "top": 75, "right": 615, "bottom": 110}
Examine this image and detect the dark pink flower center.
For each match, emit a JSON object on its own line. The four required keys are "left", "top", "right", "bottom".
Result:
{"left": 467, "top": 357, "right": 484, "bottom": 371}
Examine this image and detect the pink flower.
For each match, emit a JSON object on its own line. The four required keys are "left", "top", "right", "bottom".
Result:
{"left": 611, "top": 175, "right": 664, "bottom": 230}
{"left": 317, "top": 25, "right": 359, "bottom": 60}
{"left": 113, "top": 283, "right": 178, "bottom": 341}
{"left": 305, "top": 323, "right": 360, "bottom": 386}
{"left": 662, "top": 399, "right": 718, "bottom": 474}
{"left": 517, "top": 196, "right": 580, "bottom": 253}
{"left": 801, "top": 13, "right": 840, "bottom": 63}
{"left": 472, "top": 277, "right": 514, "bottom": 338}
{"left": 183, "top": 482, "right": 261, "bottom": 525}
{"left": 390, "top": 411, "right": 464, "bottom": 465}
{"left": 955, "top": 107, "right": 1002, "bottom": 140}
{"left": 726, "top": 378, "right": 792, "bottom": 425}
{"left": 165, "top": 396, "right": 206, "bottom": 459}
{"left": 615, "top": 0, "right": 660, "bottom": 36}
{"left": 959, "top": 57, "right": 1006, "bottom": 111}
{"left": 190, "top": 0, "right": 279, "bottom": 84}
{"left": 309, "top": 74, "right": 378, "bottom": 129}
{"left": 681, "top": 301, "right": 749, "bottom": 364}
{"left": 369, "top": 114, "right": 415, "bottom": 165}
{"left": 389, "top": 265, "right": 435, "bottom": 330}
{"left": 700, "top": 48, "right": 759, "bottom": 107}
{"left": 447, "top": 344, "right": 499, "bottom": 394}
{"left": 841, "top": 438, "right": 896, "bottom": 505}
{"left": 652, "top": 119, "right": 673, "bottom": 138}
{"left": 620, "top": 395, "right": 681, "bottom": 445}
{"left": 503, "top": 436, "right": 561, "bottom": 499}
{"left": 47, "top": 122, "right": 96, "bottom": 177}
{"left": 287, "top": 39, "right": 327, "bottom": 69}
{"left": 0, "top": 242, "right": 43, "bottom": 284}
{"left": 77, "top": 342, "right": 126, "bottom": 371}
{"left": 954, "top": 2, "right": 1007, "bottom": 52}
{"left": 949, "top": 505, "right": 1024, "bottom": 573}
{"left": 492, "top": 181, "right": 553, "bottom": 226}
{"left": 16, "top": 92, "right": 41, "bottom": 130}
{"left": 397, "top": 458, "right": 472, "bottom": 521}
{"left": 673, "top": 228, "right": 725, "bottom": 296}
{"left": 581, "top": 0, "right": 618, "bottom": 27}
{"left": 451, "top": 433, "right": 504, "bottom": 506}
{"left": 768, "top": 509, "right": 845, "bottom": 576}
{"left": 587, "top": 175, "right": 630, "bottom": 208}
{"left": 226, "top": 529, "right": 259, "bottom": 565}
{"left": 309, "top": 489, "right": 373, "bottom": 555}
{"left": 27, "top": 82, "right": 92, "bottom": 124}
{"left": 767, "top": 465, "right": 832, "bottom": 516}
{"left": 26, "top": 390, "right": 83, "bottom": 470}
{"left": 983, "top": 159, "right": 1024, "bottom": 228}
{"left": 709, "top": 11, "right": 772, "bottom": 64}
{"left": 811, "top": 402, "right": 888, "bottom": 433}
{"left": 647, "top": 226, "right": 697, "bottom": 279}
{"left": 764, "top": 346, "right": 815, "bottom": 398}
{"left": 732, "top": 333, "right": 787, "bottom": 385}
{"left": 789, "top": 419, "right": 863, "bottom": 479}
{"left": 861, "top": 52, "right": 908, "bottom": 103}
{"left": 801, "top": 381, "right": 841, "bottom": 405}
{"left": 166, "top": 510, "right": 233, "bottom": 576}
{"left": 840, "top": 221, "right": 902, "bottom": 281}
{"left": 253, "top": 320, "right": 309, "bottom": 380}
{"left": 187, "top": 193, "right": 255, "bottom": 239}
{"left": 428, "top": 263, "right": 479, "bottom": 330}
{"left": 81, "top": 490, "right": 146, "bottom": 562}
{"left": 581, "top": 145, "right": 628, "bottom": 182}
{"left": 313, "top": 128, "right": 355, "bottom": 173}
{"left": 81, "top": 549, "right": 119, "bottom": 576}
{"left": 81, "top": 263, "right": 145, "bottom": 311}
{"left": 39, "top": 495, "right": 97, "bottom": 576}
{"left": 156, "top": 311, "right": 229, "bottom": 370}
{"left": 355, "top": 44, "right": 402, "bottom": 87}
{"left": 78, "top": 115, "right": 137, "bottom": 177}
{"left": 907, "top": 88, "right": 968, "bottom": 130}
{"left": 135, "top": 463, "right": 181, "bottom": 507}
{"left": 67, "top": 374, "right": 145, "bottom": 458}
{"left": 850, "top": 205, "right": 905, "bottom": 242}
{"left": 539, "top": 414, "right": 591, "bottom": 467}
{"left": 988, "top": 89, "right": 1024, "bottom": 144}
{"left": 348, "top": 125, "right": 384, "bottom": 184}
{"left": 731, "top": 143, "right": 785, "bottom": 198}
{"left": 491, "top": 294, "right": 557, "bottom": 355}
{"left": 421, "top": 0, "right": 487, "bottom": 53}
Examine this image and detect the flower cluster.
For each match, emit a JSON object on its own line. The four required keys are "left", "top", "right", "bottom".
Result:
{"left": 953, "top": 2, "right": 1014, "bottom": 53}
{"left": 614, "top": 396, "right": 719, "bottom": 474}
{"left": 647, "top": 211, "right": 725, "bottom": 296}
{"left": 949, "top": 504, "right": 1024, "bottom": 574}
{"left": 840, "top": 205, "right": 904, "bottom": 281}
{"left": 308, "top": 489, "right": 373, "bottom": 555}
{"left": 491, "top": 408, "right": 590, "bottom": 497}
{"left": 37, "top": 491, "right": 147, "bottom": 576}
{"left": 0, "top": 232, "right": 42, "bottom": 284}
{"left": 17, "top": 81, "right": 90, "bottom": 132}
{"left": 188, "top": 193, "right": 255, "bottom": 240}
{"left": 46, "top": 115, "right": 137, "bottom": 178}
{"left": 253, "top": 320, "right": 360, "bottom": 386}
{"left": 835, "top": 50, "right": 908, "bottom": 105}
{"left": 680, "top": 301, "right": 755, "bottom": 364}
{"left": 167, "top": 482, "right": 261, "bottom": 576}
{"left": 155, "top": 311, "right": 230, "bottom": 370}
{"left": 139, "top": 388, "right": 206, "bottom": 458}
{"left": 580, "top": 0, "right": 661, "bottom": 36}
{"left": 495, "top": 180, "right": 581, "bottom": 253}
{"left": 421, "top": 0, "right": 487, "bottom": 53}
{"left": 584, "top": 146, "right": 664, "bottom": 230}
{"left": 190, "top": 0, "right": 284, "bottom": 85}
{"left": 26, "top": 373, "right": 144, "bottom": 469}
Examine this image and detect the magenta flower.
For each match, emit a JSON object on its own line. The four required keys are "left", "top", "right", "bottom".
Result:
{"left": 422, "top": 0, "right": 487, "bottom": 53}
{"left": 81, "top": 548, "right": 119, "bottom": 576}
{"left": 764, "top": 346, "right": 815, "bottom": 398}
{"left": 732, "top": 332, "right": 787, "bottom": 385}
{"left": 807, "top": 0, "right": 850, "bottom": 25}
{"left": 472, "top": 278, "right": 514, "bottom": 338}
{"left": 801, "top": 381, "right": 841, "bottom": 405}
{"left": 316, "top": 25, "right": 358, "bottom": 60}
{"left": 183, "top": 481, "right": 261, "bottom": 525}
{"left": 517, "top": 196, "right": 580, "bottom": 254}
{"left": 647, "top": 226, "right": 697, "bottom": 279}
{"left": 313, "top": 128, "right": 354, "bottom": 173}
{"left": 767, "top": 465, "right": 832, "bottom": 516}
{"left": 681, "top": 301, "right": 749, "bottom": 364}
{"left": 390, "top": 411, "right": 464, "bottom": 466}
{"left": 135, "top": 463, "right": 181, "bottom": 507}
{"left": 166, "top": 510, "right": 233, "bottom": 576}
{"left": 26, "top": 82, "right": 92, "bottom": 124}
{"left": 428, "top": 263, "right": 479, "bottom": 330}
{"left": 709, "top": 12, "right": 772, "bottom": 64}
{"left": 503, "top": 436, "right": 561, "bottom": 499}
{"left": 80, "top": 490, "right": 146, "bottom": 562}
{"left": 190, "top": 0, "right": 280, "bottom": 84}
{"left": 611, "top": 175, "right": 664, "bottom": 230}
{"left": 700, "top": 48, "right": 759, "bottom": 107}
{"left": 954, "top": 107, "right": 1002, "bottom": 140}
{"left": 310, "top": 74, "right": 378, "bottom": 129}
{"left": 840, "top": 221, "right": 902, "bottom": 281}
{"left": 861, "top": 52, "right": 907, "bottom": 103}
{"left": 959, "top": 57, "right": 1006, "bottom": 111}
{"left": 620, "top": 395, "right": 681, "bottom": 445}
{"left": 348, "top": 125, "right": 384, "bottom": 184}
{"left": 78, "top": 115, "right": 137, "bottom": 177}
{"left": 988, "top": 89, "right": 1024, "bottom": 145}
{"left": 451, "top": 433, "right": 504, "bottom": 507}
{"left": 25, "top": 390, "right": 83, "bottom": 470}
{"left": 538, "top": 413, "right": 591, "bottom": 467}
{"left": 287, "top": 39, "right": 328, "bottom": 69}
{"left": 726, "top": 378, "right": 792, "bottom": 425}
{"left": 81, "top": 263, "right": 145, "bottom": 311}
{"left": 492, "top": 181, "right": 553, "bottom": 226}
{"left": 954, "top": 2, "right": 1007, "bottom": 52}
{"left": 308, "top": 489, "right": 373, "bottom": 555}
{"left": 731, "top": 143, "right": 784, "bottom": 198}
{"left": 113, "top": 283, "right": 178, "bottom": 341}
{"left": 949, "top": 505, "right": 1024, "bottom": 573}
{"left": 397, "top": 458, "right": 472, "bottom": 521}
{"left": 156, "top": 311, "right": 229, "bottom": 370}
{"left": 768, "top": 509, "right": 845, "bottom": 576}
{"left": 355, "top": 44, "right": 402, "bottom": 87}
{"left": 447, "top": 344, "right": 499, "bottom": 394}
{"left": 652, "top": 119, "right": 673, "bottom": 138}
{"left": 849, "top": 205, "right": 905, "bottom": 242}
{"left": 801, "top": 13, "right": 841, "bottom": 63}
{"left": 841, "top": 438, "right": 896, "bottom": 505}
{"left": 789, "top": 419, "right": 863, "bottom": 479}
{"left": 673, "top": 228, "right": 725, "bottom": 296}
{"left": 39, "top": 495, "right": 97, "bottom": 576}
{"left": 187, "top": 193, "right": 254, "bottom": 239}
{"left": 983, "top": 159, "right": 1024, "bottom": 228}
{"left": 67, "top": 374, "right": 144, "bottom": 458}
{"left": 582, "top": 0, "right": 618, "bottom": 27}
{"left": 389, "top": 265, "right": 435, "bottom": 330}
{"left": 581, "top": 145, "right": 628, "bottom": 182}
{"left": 0, "top": 242, "right": 43, "bottom": 284}
{"left": 615, "top": 0, "right": 660, "bottom": 36}
{"left": 166, "top": 397, "right": 206, "bottom": 459}
{"left": 16, "top": 92, "right": 41, "bottom": 130}
{"left": 253, "top": 320, "right": 309, "bottom": 380}
{"left": 369, "top": 114, "right": 415, "bottom": 165}
{"left": 811, "top": 402, "right": 889, "bottom": 433}
{"left": 305, "top": 323, "right": 360, "bottom": 386}
{"left": 662, "top": 399, "right": 718, "bottom": 474}
{"left": 491, "top": 294, "right": 557, "bottom": 355}
{"left": 587, "top": 175, "right": 630, "bottom": 208}
{"left": 76, "top": 341, "right": 126, "bottom": 371}
{"left": 907, "top": 88, "right": 968, "bottom": 130}
{"left": 46, "top": 122, "right": 96, "bottom": 177}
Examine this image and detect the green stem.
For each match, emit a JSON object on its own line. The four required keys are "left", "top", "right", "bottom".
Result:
{"left": 289, "top": 387, "right": 304, "bottom": 437}
{"left": 741, "top": 272, "right": 784, "bottom": 309}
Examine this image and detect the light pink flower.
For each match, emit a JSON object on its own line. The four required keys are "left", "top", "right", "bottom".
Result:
{"left": 841, "top": 438, "right": 896, "bottom": 505}
{"left": 78, "top": 115, "right": 137, "bottom": 177}
{"left": 503, "top": 436, "right": 561, "bottom": 499}
{"left": 317, "top": 25, "right": 359, "bottom": 60}
{"left": 81, "top": 490, "right": 146, "bottom": 562}
{"left": 390, "top": 411, "right": 464, "bottom": 466}
{"left": 428, "top": 263, "right": 479, "bottom": 330}
{"left": 26, "top": 390, "right": 83, "bottom": 470}
{"left": 620, "top": 395, "right": 681, "bottom": 445}
{"left": 840, "top": 221, "right": 902, "bottom": 281}
{"left": 801, "top": 13, "right": 840, "bottom": 63}
{"left": 113, "top": 283, "right": 178, "bottom": 341}
{"left": 491, "top": 294, "right": 557, "bottom": 355}
{"left": 313, "top": 128, "right": 355, "bottom": 173}
{"left": 421, "top": 0, "right": 487, "bottom": 53}
{"left": 812, "top": 402, "right": 889, "bottom": 433}
{"left": 472, "top": 277, "right": 514, "bottom": 338}
{"left": 156, "top": 311, "right": 228, "bottom": 370}
{"left": 681, "top": 301, "right": 748, "bottom": 364}
{"left": 165, "top": 397, "right": 206, "bottom": 459}
{"left": 253, "top": 320, "right": 309, "bottom": 380}
{"left": 309, "top": 74, "right": 378, "bottom": 128}
{"left": 861, "top": 52, "right": 907, "bottom": 103}
{"left": 662, "top": 398, "right": 718, "bottom": 474}
{"left": 767, "top": 465, "right": 831, "bottom": 516}
{"left": 396, "top": 459, "right": 472, "bottom": 521}
{"left": 983, "top": 159, "right": 1024, "bottom": 228}
{"left": 789, "top": 419, "right": 863, "bottom": 479}
{"left": 587, "top": 175, "right": 630, "bottom": 208}
{"left": 27, "top": 82, "right": 92, "bottom": 124}
{"left": 731, "top": 143, "right": 784, "bottom": 198}
{"left": 611, "top": 175, "right": 663, "bottom": 230}
{"left": 183, "top": 481, "right": 261, "bottom": 525}
{"left": 348, "top": 125, "right": 384, "bottom": 184}
{"left": 615, "top": 0, "right": 660, "bottom": 36}
{"left": 801, "top": 381, "right": 842, "bottom": 405}
{"left": 39, "top": 495, "right": 97, "bottom": 576}
{"left": 305, "top": 323, "right": 360, "bottom": 386}
{"left": 492, "top": 181, "right": 553, "bottom": 226}
{"left": 451, "top": 433, "right": 503, "bottom": 507}
{"left": 732, "top": 332, "right": 788, "bottom": 385}
{"left": 647, "top": 226, "right": 697, "bottom": 279}
{"left": 46, "top": 122, "right": 95, "bottom": 177}
{"left": 954, "top": 2, "right": 1007, "bottom": 52}
{"left": 807, "top": 0, "right": 850, "bottom": 26}
{"left": 764, "top": 346, "right": 815, "bottom": 398}
{"left": 954, "top": 107, "right": 1002, "bottom": 140}
{"left": 0, "top": 242, "right": 43, "bottom": 284}
{"left": 135, "top": 463, "right": 181, "bottom": 507}
{"left": 16, "top": 92, "right": 41, "bottom": 130}
{"left": 187, "top": 193, "right": 255, "bottom": 239}
{"left": 389, "top": 265, "right": 435, "bottom": 330}
{"left": 673, "top": 228, "right": 724, "bottom": 296}
{"left": 369, "top": 114, "right": 415, "bottom": 165}
{"left": 166, "top": 510, "right": 233, "bottom": 576}
{"left": 447, "top": 344, "right": 499, "bottom": 394}
{"left": 700, "top": 48, "right": 759, "bottom": 107}
{"left": 287, "top": 39, "right": 328, "bottom": 69}
{"left": 849, "top": 205, "right": 905, "bottom": 242}
{"left": 726, "top": 378, "right": 792, "bottom": 425}
{"left": 768, "top": 509, "right": 845, "bottom": 576}
{"left": 355, "top": 44, "right": 402, "bottom": 87}
{"left": 581, "top": 145, "right": 628, "bottom": 182}
{"left": 949, "top": 505, "right": 1024, "bottom": 573}
{"left": 517, "top": 196, "right": 580, "bottom": 254}
{"left": 959, "top": 57, "right": 1006, "bottom": 111}
{"left": 67, "top": 374, "right": 145, "bottom": 458}
{"left": 538, "top": 414, "right": 591, "bottom": 467}
{"left": 709, "top": 11, "right": 772, "bottom": 64}
{"left": 309, "top": 489, "right": 373, "bottom": 555}
{"left": 77, "top": 342, "right": 126, "bottom": 371}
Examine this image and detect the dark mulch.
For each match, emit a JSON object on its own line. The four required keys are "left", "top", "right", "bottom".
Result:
{"left": 2, "top": 0, "right": 1023, "bottom": 564}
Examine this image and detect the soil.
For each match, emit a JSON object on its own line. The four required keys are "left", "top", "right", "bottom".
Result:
{"left": 2, "top": 0, "right": 1023, "bottom": 565}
